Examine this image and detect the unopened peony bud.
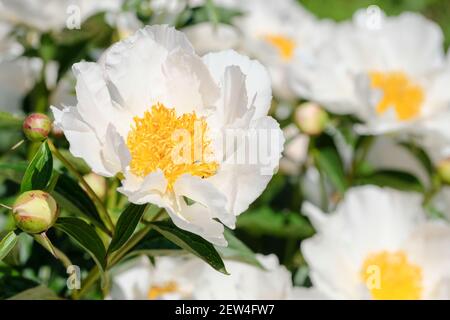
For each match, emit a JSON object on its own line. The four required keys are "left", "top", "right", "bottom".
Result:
{"left": 437, "top": 158, "right": 450, "bottom": 184}
{"left": 82, "top": 173, "right": 107, "bottom": 200}
{"left": 12, "top": 191, "right": 59, "bottom": 234}
{"left": 23, "top": 113, "right": 52, "bottom": 142}
{"left": 294, "top": 102, "right": 329, "bottom": 136}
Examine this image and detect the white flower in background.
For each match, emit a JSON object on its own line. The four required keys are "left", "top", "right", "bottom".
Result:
{"left": 290, "top": 8, "right": 450, "bottom": 137}
{"left": 0, "top": 0, "right": 122, "bottom": 31}
{"left": 110, "top": 254, "right": 300, "bottom": 299}
{"left": 0, "top": 22, "right": 40, "bottom": 115}
{"left": 232, "top": 0, "right": 334, "bottom": 100}
{"left": 301, "top": 186, "right": 450, "bottom": 299}
{"left": 182, "top": 22, "right": 240, "bottom": 55}
{"left": 52, "top": 25, "right": 283, "bottom": 246}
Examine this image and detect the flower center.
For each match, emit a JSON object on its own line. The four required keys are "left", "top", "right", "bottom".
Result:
{"left": 361, "top": 250, "right": 422, "bottom": 300}
{"left": 369, "top": 71, "right": 424, "bottom": 121}
{"left": 147, "top": 281, "right": 178, "bottom": 299}
{"left": 127, "top": 103, "right": 218, "bottom": 190}
{"left": 263, "top": 34, "right": 296, "bottom": 61}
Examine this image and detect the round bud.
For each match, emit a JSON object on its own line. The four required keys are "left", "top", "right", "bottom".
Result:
{"left": 12, "top": 191, "right": 59, "bottom": 234}
{"left": 294, "top": 102, "right": 329, "bottom": 136}
{"left": 437, "top": 158, "right": 450, "bottom": 184}
{"left": 23, "top": 113, "right": 52, "bottom": 142}
{"left": 82, "top": 173, "right": 107, "bottom": 200}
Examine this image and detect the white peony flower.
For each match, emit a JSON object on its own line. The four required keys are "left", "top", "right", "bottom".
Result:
{"left": 182, "top": 22, "right": 240, "bottom": 56}
{"left": 0, "top": 0, "right": 122, "bottom": 31}
{"left": 109, "top": 254, "right": 299, "bottom": 299}
{"left": 301, "top": 185, "right": 450, "bottom": 299}
{"left": 52, "top": 25, "right": 283, "bottom": 246}
{"left": 290, "top": 8, "right": 450, "bottom": 137}
{"left": 231, "top": 0, "right": 334, "bottom": 100}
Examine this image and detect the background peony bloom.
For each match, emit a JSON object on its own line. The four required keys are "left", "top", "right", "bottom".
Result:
{"left": 109, "top": 254, "right": 299, "bottom": 300}
{"left": 301, "top": 186, "right": 450, "bottom": 300}
{"left": 231, "top": 0, "right": 335, "bottom": 100}
{"left": 52, "top": 25, "right": 283, "bottom": 246}
{"left": 290, "top": 9, "right": 450, "bottom": 137}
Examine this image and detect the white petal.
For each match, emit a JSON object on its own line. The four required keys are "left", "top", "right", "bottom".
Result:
{"left": 203, "top": 50, "right": 272, "bottom": 119}
{"left": 173, "top": 174, "right": 234, "bottom": 228}
{"left": 161, "top": 49, "right": 220, "bottom": 114}
{"left": 50, "top": 106, "right": 112, "bottom": 176}
{"left": 165, "top": 201, "right": 227, "bottom": 247}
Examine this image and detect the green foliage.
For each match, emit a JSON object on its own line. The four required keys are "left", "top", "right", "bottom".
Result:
{"left": 20, "top": 141, "right": 53, "bottom": 193}
{"left": 150, "top": 220, "right": 228, "bottom": 274}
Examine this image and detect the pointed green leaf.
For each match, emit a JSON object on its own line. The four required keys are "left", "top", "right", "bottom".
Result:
{"left": 55, "top": 217, "right": 106, "bottom": 272}
{"left": 150, "top": 220, "right": 227, "bottom": 274}
{"left": 108, "top": 204, "right": 147, "bottom": 254}
{"left": 20, "top": 141, "right": 53, "bottom": 192}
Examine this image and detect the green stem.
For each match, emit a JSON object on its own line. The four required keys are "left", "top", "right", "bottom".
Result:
{"left": 47, "top": 140, "right": 115, "bottom": 234}
{"left": 74, "top": 209, "right": 165, "bottom": 299}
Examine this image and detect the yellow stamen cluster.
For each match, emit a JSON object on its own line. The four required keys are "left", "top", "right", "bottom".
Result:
{"left": 263, "top": 34, "right": 296, "bottom": 61}
{"left": 369, "top": 71, "right": 424, "bottom": 121}
{"left": 361, "top": 250, "right": 423, "bottom": 300}
{"left": 147, "top": 281, "right": 179, "bottom": 299}
{"left": 127, "top": 103, "right": 218, "bottom": 190}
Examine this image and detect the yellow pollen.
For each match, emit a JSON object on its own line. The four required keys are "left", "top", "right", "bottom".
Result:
{"left": 147, "top": 281, "right": 178, "bottom": 299}
{"left": 127, "top": 103, "right": 218, "bottom": 190}
{"left": 369, "top": 71, "right": 424, "bottom": 121}
{"left": 263, "top": 34, "right": 296, "bottom": 61}
{"left": 361, "top": 250, "right": 423, "bottom": 300}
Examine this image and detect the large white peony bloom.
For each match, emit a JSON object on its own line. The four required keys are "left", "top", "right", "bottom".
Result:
{"left": 301, "top": 186, "right": 450, "bottom": 299}
{"left": 109, "top": 254, "right": 299, "bottom": 299}
{"left": 52, "top": 25, "right": 283, "bottom": 246}
{"left": 290, "top": 8, "right": 450, "bottom": 136}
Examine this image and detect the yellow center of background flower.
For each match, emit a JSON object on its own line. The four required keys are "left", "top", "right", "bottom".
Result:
{"left": 361, "top": 250, "right": 422, "bottom": 300}
{"left": 127, "top": 103, "right": 218, "bottom": 190}
{"left": 263, "top": 34, "right": 296, "bottom": 61}
{"left": 369, "top": 71, "right": 424, "bottom": 121}
{"left": 147, "top": 281, "right": 178, "bottom": 299}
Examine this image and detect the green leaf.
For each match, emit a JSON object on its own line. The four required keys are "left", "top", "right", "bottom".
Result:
{"left": 55, "top": 217, "right": 106, "bottom": 272}
{"left": 108, "top": 204, "right": 147, "bottom": 254}
{"left": 215, "top": 229, "right": 262, "bottom": 268}
{"left": 130, "top": 230, "right": 183, "bottom": 257}
{"left": 0, "top": 231, "right": 18, "bottom": 261}
{"left": 400, "top": 142, "right": 434, "bottom": 176}
{"left": 150, "top": 220, "right": 228, "bottom": 274}
{"left": 7, "top": 285, "right": 61, "bottom": 300}
{"left": 237, "top": 206, "right": 315, "bottom": 239}
{"left": 313, "top": 147, "right": 347, "bottom": 193}
{"left": 20, "top": 141, "right": 53, "bottom": 192}
{"left": 0, "top": 112, "right": 23, "bottom": 129}
{"left": 355, "top": 169, "right": 424, "bottom": 193}
{"left": 53, "top": 173, "right": 105, "bottom": 232}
